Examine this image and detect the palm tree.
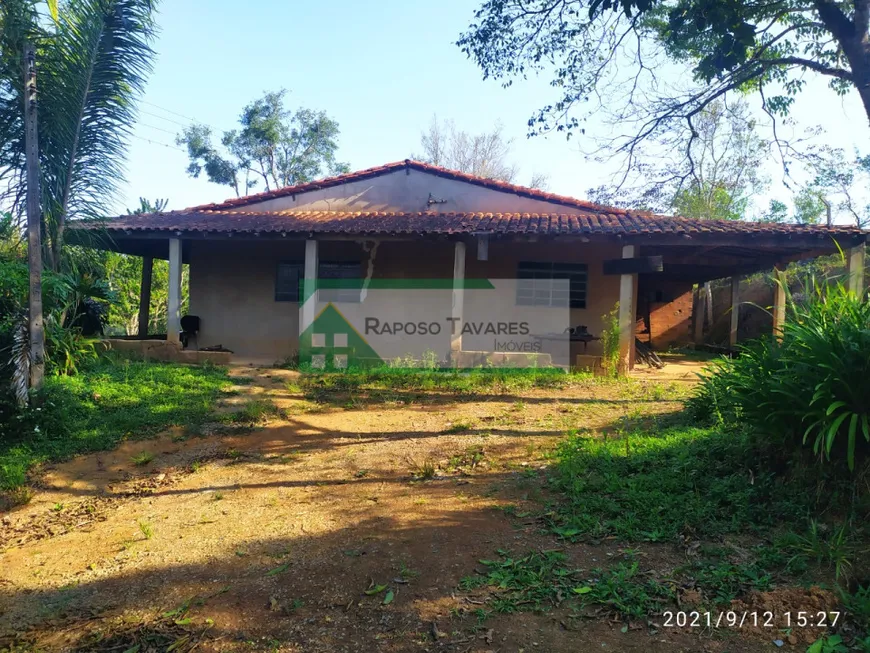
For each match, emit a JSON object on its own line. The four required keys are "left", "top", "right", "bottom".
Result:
{"left": 0, "top": 0, "right": 158, "bottom": 271}
{"left": 0, "top": 0, "right": 157, "bottom": 393}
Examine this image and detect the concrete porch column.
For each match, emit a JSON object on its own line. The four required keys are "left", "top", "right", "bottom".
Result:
{"left": 847, "top": 245, "right": 865, "bottom": 298}
{"left": 167, "top": 238, "right": 182, "bottom": 344}
{"left": 300, "top": 239, "right": 319, "bottom": 338}
{"left": 450, "top": 241, "right": 466, "bottom": 363}
{"left": 617, "top": 245, "right": 636, "bottom": 373}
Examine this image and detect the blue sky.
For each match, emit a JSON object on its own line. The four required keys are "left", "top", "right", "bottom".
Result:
{"left": 118, "top": 0, "right": 870, "bottom": 220}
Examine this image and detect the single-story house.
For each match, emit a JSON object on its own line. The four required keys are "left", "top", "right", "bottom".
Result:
{"left": 69, "top": 159, "right": 867, "bottom": 368}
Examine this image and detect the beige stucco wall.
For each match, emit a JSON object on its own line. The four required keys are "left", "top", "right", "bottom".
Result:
{"left": 465, "top": 240, "right": 622, "bottom": 360}
{"left": 188, "top": 237, "right": 624, "bottom": 362}
{"left": 232, "top": 169, "right": 585, "bottom": 214}
{"left": 189, "top": 240, "right": 305, "bottom": 361}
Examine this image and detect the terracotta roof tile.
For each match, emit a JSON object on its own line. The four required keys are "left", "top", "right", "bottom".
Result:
{"left": 68, "top": 160, "right": 866, "bottom": 244}
{"left": 69, "top": 209, "right": 866, "bottom": 240}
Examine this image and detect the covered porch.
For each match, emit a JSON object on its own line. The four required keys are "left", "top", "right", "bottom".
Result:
{"left": 68, "top": 215, "right": 867, "bottom": 370}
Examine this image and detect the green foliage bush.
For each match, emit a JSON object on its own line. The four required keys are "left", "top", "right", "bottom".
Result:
{"left": 688, "top": 284, "right": 870, "bottom": 471}
{"left": 44, "top": 314, "right": 98, "bottom": 376}
{"left": 1, "top": 251, "right": 113, "bottom": 402}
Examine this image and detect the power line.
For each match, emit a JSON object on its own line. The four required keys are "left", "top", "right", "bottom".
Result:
{"left": 139, "top": 99, "right": 199, "bottom": 124}
{"left": 139, "top": 108, "right": 191, "bottom": 128}
{"left": 131, "top": 133, "right": 187, "bottom": 153}
{"left": 139, "top": 121, "right": 180, "bottom": 137}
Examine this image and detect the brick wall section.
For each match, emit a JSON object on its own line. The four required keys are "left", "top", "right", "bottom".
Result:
{"left": 636, "top": 280, "right": 694, "bottom": 349}
{"left": 648, "top": 291, "right": 693, "bottom": 348}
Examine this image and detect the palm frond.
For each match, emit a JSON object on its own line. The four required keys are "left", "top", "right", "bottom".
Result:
{"left": 38, "top": 0, "right": 157, "bottom": 265}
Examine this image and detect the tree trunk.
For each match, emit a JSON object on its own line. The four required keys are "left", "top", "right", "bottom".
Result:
{"left": 852, "top": 59, "right": 870, "bottom": 125}
{"left": 815, "top": 0, "right": 870, "bottom": 123}
{"left": 23, "top": 42, "right": 45, "bottom": 391}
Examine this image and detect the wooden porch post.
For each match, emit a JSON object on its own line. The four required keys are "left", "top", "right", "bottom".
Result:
{"left": 617, "top": 245, "right": 636, "bottom": 373}
{"left": 138, "top": 256, "right": 153, "bottom": 338}
{"left": 772, "top": 268, "right": 786, "bottom": 340}
{"left": 167, "top": 238, "right": 182, "bottom": 344}
{"left": 451, "top": 241, "right": 466, "bottom": 363}
{"left": 692, "top": 284, "right": 705, "bottom": 344}
{"left": 729, "top": 275, "right": 741, "bottom": 349}
{"left": 847, "top": 245, "right": 865, "bottom": 298}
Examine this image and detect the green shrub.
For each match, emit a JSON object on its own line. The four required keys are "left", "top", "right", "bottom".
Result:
{"left": 44, "top": 314, "right": 99, "bottom": 376}
{"left": 689, "top": 284, "right": 870, "bottom": 471}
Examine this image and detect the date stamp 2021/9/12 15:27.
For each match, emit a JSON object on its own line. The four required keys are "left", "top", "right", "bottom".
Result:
{"left": 662, "top": 611, "right": 841, "bottom": 629}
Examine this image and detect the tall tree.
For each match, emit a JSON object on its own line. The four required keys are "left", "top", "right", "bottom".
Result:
{"left": 127, "top": 196, "right": 168, "bottom": 215}
{"left": 23, "top": 41, "right": 44, "bottom": 389}
{"left": 761, "top": 147, "right": 870, "bottom": 227}
{"left": 0, "top": 0, "right": 159, "bottom": 272}
{"left": 800, "top": 146, "right": 870, "bottom": 227}
{"left": 589, "top": 99, "right": 766, "bottom": 220}
{"left": 458, "top": 0, "right": 870, "bottom": 184}
{"left": 414, "top": 115, "right": 549, "bottom": 188}
{"left": 177, "top": 90, "right": 349, "bottom": 197}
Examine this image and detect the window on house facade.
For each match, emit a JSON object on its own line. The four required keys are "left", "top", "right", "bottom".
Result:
{"left": 317, "top": 261, "right": 362, "bottom": 303}
{"left": 516, "top": 261, "right": 587, "bottom": 309}
{"left": 275, "top": 260, "right": 363, "bottom": 303}
{"left": 275, "top": 262, "right": 304, "bottom": 302}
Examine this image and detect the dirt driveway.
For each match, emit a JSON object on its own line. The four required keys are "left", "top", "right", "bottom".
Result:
{"left": 0, "top": 365, "right": 772, "bottom": 652}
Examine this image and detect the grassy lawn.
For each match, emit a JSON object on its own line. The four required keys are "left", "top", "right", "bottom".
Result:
{"left": 293, "top": 365, "right": 581, "bottom": 396}
{"left": 547, "top": 423, "right": 811, "bottom": 542}
{"left": 1, "top": 357, "right": 868, "bottom": 652}
{"left": 460, "top": 418, "right": 870, "bottom": 644}
{"left": 0, "top": 358, "right": 233, "bottom": 490}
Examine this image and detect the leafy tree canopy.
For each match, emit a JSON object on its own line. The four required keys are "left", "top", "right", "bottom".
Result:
{"left": 761, "top": 146, "right": 870, "bottom": 226}
{"left": 177, "top": 90, "right": 349, "bottom": 197}
{"left": 588, "top": 99, "right": 765, "bottom": 220}
{"left": 458, "top": 0, "right": 870, "bottom": 185}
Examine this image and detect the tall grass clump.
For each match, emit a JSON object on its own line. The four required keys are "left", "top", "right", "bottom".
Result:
{"left": 688, "top": 283, "right": 870, "bottom": 471}
{"left": 599, "top": 303, "right": 621, "bottom": 377}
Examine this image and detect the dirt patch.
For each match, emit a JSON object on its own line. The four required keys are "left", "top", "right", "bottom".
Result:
{"left": 0, "top": 368, "right": 816, "bottom": 652}
{"left": 730, "top": 586, "right": 841, "bottom": 644}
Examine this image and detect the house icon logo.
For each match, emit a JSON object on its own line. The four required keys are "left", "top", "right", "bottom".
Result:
{"left": 299, "top": 303, "right": 382, "bottom": 369}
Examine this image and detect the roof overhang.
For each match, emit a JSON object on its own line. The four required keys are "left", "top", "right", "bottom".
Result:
{"left": 66, "top": 215, "right": 865, "bottom": 284}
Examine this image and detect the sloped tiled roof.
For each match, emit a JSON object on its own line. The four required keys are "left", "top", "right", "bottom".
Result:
{"left": 71, "top": 209, "right": 866, "bottom": 238}
{"left": 189, "top": 159, "right": 630, "bottom": 214}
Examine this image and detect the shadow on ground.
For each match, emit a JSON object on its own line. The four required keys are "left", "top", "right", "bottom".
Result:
{"left": 0, "top": 508, "right": 763, "bottom": 653}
